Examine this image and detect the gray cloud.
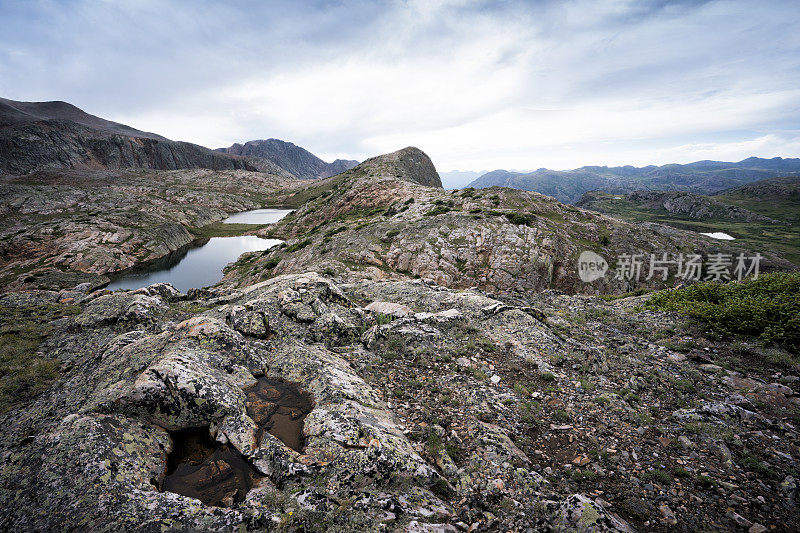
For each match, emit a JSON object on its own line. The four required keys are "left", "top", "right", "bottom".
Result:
{"left": 1, "top": 0, "right": 798, "bottom": 170}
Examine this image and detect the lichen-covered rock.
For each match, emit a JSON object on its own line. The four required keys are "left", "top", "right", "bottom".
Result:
{"left": 546, "top": 494, "right": 635, "bottom": 532}
{"left": 74, "top": 292, "right": 166, "bottom": 326}
{"left": 2, "top": 272, "right": 797, "bottom": 531}
{"left": 365, "top": 300, "right": 414, "bottom": 317}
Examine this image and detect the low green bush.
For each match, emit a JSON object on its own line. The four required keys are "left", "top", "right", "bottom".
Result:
{"left": 285, "top": 239, "right": 312, "bottom": 253}
{"left": 646, "top": 272, "right": 800, "bottom": 354}
{"left": 504, "top": 212, "right": 533, "bottom": 226}
{"left": 262, "top": 256, "right": 281, "bottom": 270}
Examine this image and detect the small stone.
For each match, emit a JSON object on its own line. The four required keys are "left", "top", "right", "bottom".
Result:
{"left": 365, "top": 301, "right": 413, "bottom": 318}
{"left": 659, "top": 503, "right": 677, "bottom": 525}
{"left": 749, "top": 524, "right": 767, "bottom": 533}
{"left": 490, "top": 375, "right": 501, "bottom": 384}
{"left": 678, "top": 436, "right": 693, "bottom": 449}
{"left": 572, "top": 455, "right": 591, "bottom": 466}
{"left": 726, "top": 510, "right": 751, "bottom": 528}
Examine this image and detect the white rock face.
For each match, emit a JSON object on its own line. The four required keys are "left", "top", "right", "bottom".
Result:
{"left": 365, "top": 301, "right": 414, "bottom": 317}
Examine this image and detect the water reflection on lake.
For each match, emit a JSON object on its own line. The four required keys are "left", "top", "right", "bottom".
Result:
{"left": 106, "top": 236, "right": 281, "bottom": 292}
{"left": 223, "top": 208, "right": 293, "bottom": 224}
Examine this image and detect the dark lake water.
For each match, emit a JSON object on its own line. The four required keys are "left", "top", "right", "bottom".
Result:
{"left": 106, "top": 209, "right": 289, "bottom": 292}
{"left": 105, "top": 235, "right": 282, "bottom": 292}
{"left": 222, "top": 208, "right": 293, "bottom": 224}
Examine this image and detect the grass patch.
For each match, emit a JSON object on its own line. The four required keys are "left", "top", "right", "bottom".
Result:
{"left": 262, "top": 256, "right": 281, "bottom": 270}
{"left": 539, "top": 371, "right": 556, "bottom": 382}
{"left": 381, "top": 333, "right": 407, "bottom": 360}
{"left": 189, "top": 222, "right": 265, "bottom": 238}
{"left": 375, "top": 313, "right": 393, "bottom": 326}
{"left": 0, "top": 302, "right": 80, "bottom": 414}
{"left": 504, "top": 212, "right": 534, "bottom": 226}
{"left": 424, "top": 205, "right": 452, "bottom": 217}
{"left": 640, "top": 469, "right": 672, "bottom": 484}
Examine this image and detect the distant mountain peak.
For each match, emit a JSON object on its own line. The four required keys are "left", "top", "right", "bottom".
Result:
{"left": 216, "top": 138, "right": 358, "bottom": 179}
{"left": 0, "top": 96, "right": 166, "bottom": 140}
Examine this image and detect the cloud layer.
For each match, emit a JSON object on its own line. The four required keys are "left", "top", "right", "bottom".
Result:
{"left": 1, "top": 0, "right": 799, "bottom": 171}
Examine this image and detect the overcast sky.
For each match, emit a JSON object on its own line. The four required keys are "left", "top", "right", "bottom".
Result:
{"left": 1, "top": 0, "right": 799, "bottom": 172}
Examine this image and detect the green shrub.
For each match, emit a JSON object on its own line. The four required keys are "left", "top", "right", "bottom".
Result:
{"left": 672, "top": 467, "right": 691, "bottom": 478}
{"left": 324, "top": 226, "right": 346, "bottom": 238}
{"left": 262, "top": 256, "right": 281, "bottom": 270}
{"left": 571, "top": 469, "right": 598, "bottom": 482}
{"left": 646, "top": 272, "right": 800, "bottom": 354}
{"left": 375, "top": 313, "right": 393, "bottom": 326}
{"left": 285, "top": 239, "right": 312, "bottom": 253}
{"left": 381, "top": 333, "right": 407, "bottom": 359}
{"left": 424, "top": 205, "right": 452, "bottom": 217}
{"left": 554, "top": 409, "right": 571, "bottom": 422}
{"left": 504, "top": 212, "right": 533, "bottom": 226}
{"left": 696, "top": 474, "right": 716, "bottom": 488}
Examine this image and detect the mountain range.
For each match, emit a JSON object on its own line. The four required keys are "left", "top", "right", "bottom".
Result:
{"left": 468, "top": 158, "right": 800, "bottom": 204}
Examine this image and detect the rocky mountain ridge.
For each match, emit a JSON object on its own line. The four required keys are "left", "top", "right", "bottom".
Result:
{"left": 0, "top": 97, "right": 166, "bottom": 139}
{"left": 230, "top": 148, "right": 790, "bottom": 294}
{"left": 576, "top": 190, "right": 779, "bottom": 223}
{"left": 0, "top": 98, "right": 299, "bottom": 177}
{"left": 217, "top": 138, "right": 358, "bottom": 179}
{"left": 468, "top": 158, "right": 800, "bottom": 204}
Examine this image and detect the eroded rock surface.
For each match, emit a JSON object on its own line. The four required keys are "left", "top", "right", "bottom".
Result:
{"left": 0, "top": 273, "right": 650, "bottom": 532}
{"left": 3, "top": 270, "right": 795, "bottom": 531}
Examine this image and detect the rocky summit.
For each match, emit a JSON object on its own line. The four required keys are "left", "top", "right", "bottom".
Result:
{"left": 0, "top": 147, "right": 798, "bottom": 532}
{"left": 217, "top": 139, "right": 359, "bottom": 180}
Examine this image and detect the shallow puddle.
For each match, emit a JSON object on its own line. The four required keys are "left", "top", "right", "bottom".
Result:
{"left": 245, "top": 376, "right": 315, "bottom": 452}
{"left": 160, "top": 377, "right": 314, "bottom": 506}
{"left": 161, "top": 428, "right": 261, "bottom": 507}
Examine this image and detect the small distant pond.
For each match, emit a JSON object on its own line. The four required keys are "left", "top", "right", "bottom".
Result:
{"left": 106, "top": 236, "right": 282, "bottom": 292}
{"left": 222, "top": 208, "right": 293, "bottom": 224}
{"left": 700, "top": 232, "right": 735, "bottom": 240}
{"left": 106, "top": 209, "right": 290, "bottom": 292}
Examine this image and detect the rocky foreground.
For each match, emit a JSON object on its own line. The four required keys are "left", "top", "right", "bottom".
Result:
{"left": 1, "top": 271, "right": 798, "bottom": 531}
